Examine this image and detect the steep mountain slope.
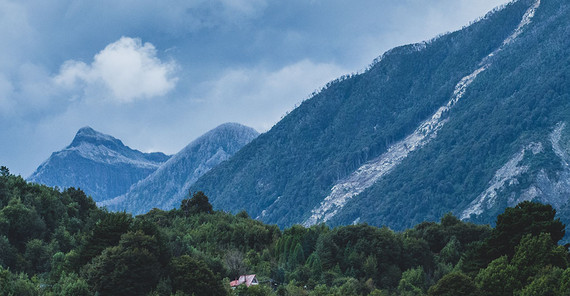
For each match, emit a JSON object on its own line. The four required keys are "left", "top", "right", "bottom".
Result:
{"left": 190, "top": 0, "right": 570, "bottom": 229}
{"left": 331, "top": 0, "right": 570, "bottom": 230}
{"left": 28, "top": 127, "right": 170, "bottom": 202}
{"left": 101, "top": 123, "right": 259, "bottom": 214}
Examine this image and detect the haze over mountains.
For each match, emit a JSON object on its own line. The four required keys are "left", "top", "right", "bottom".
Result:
{"left": 29, "top": 123, "right": 258, "bottom": 207}
{"left": 101, "top": 123, "right": 259, "bottom": 214}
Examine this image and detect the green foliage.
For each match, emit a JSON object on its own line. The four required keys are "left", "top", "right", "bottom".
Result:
{"left": 83, "top": 231, "right": 163, "bottom": 295}
{"left": 518, "top": 266, "right": 564, "bottom": 296}
{"left": 0, "top": 235, "right": 16, "bottom": 268}
{"left": 226, "top": 249, "right": 246, "bottom": 281}
{"left": 486, "top": 201, "right": 565, "bottom": 260}
{"left": 315, "top": 224, "right": 405, "bottom": 288}
{"left": 438, "top": 236, "right": 461, "bottom": 266}
{"left": 289, "top": 243, "right": 305, "bottom": 268}
{"left": 560, "top": 268, "right": 570, "bottom": 295}
{"left": 52, "top": 272, "right": 92, "bottom": 296}
{"left": 337, "top": 277, "right": 365, "bottom": 296}
{"left": 234, "top": 284, "right": 273, "bottom": 296}
{"left": 79, "top": 211, "right": 132, "bottom": 265}
{"left": 0, "top": 266, "right": 39, "bottom": 296}
{"left": 397, "top": 266, "right": 428, "bottom": 296}
{"left": 63, "top": 187, "right": 97, "bottom": 222}
{"left": 475, "top": 256, "right": 518, "bottom": 296}
{"left": 170, "top": 255, "right": 227, "bottom": 296}
{"left": 511, "top": 233, "right": 568, "bottom": 284}
{"left": 427, "top": 272, "right": 480, "bottom": 296}
{"left": 24, "top": 239, "right": 51, "bottom": 274}
{"left": 0, "top": 197, "right": 46, "bottom": 251}
{"left": 180, "top": 191, "right": 214, "bottom": 215}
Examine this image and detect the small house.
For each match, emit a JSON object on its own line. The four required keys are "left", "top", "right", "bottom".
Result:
{"left": 230, "top": 274, "right": 259, "bottom": 288}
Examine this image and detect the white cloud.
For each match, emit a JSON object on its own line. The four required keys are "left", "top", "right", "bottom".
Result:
{"left": 55, "top": 37, "right": 177, "bottom": 103}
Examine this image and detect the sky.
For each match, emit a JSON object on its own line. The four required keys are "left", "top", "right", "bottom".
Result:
{"left": 0, "top": 0, "right": 511, "bottom": 177}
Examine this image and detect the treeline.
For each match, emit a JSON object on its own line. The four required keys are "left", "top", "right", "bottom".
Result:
{"left": 1, "top": 166, "right": 569, "bottom": 295}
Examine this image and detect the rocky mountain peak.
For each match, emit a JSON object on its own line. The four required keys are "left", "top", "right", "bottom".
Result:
{"left": 69, "top": 126, "right": 125, "bottom": 150}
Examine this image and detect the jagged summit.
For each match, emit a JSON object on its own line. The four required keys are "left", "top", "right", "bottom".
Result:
{"left": 76, "top": 126, "right": 98, "bottom": 135}
{"left": 29, "top": 122, "right": 258, "bottom": 210}
{"left": 73, "top": 126, "right": 113, "bottom": 141}
{"left": 68, "top": 126, "right": 127, "bottom": 150}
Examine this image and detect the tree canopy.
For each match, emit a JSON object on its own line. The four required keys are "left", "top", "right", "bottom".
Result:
{"left": 1, "top": 168, "right": 570, "bottom": 295}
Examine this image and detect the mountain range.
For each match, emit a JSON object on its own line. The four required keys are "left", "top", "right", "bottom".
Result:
{"left": 29, "top": 123, "right": 258, "bottom": 208}
{"left": 28, "top": 0, "right": 570, "bottom": 233}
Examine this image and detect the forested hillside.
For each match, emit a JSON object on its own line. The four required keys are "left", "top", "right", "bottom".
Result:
{"left": 188, "top": 0, "right": 570, "bottom": 232}
{"left": 2, "top": 166, "right": 570, "bottom": 296}
{"left": 332, "top": 0, "right": 570, "bottom": 231}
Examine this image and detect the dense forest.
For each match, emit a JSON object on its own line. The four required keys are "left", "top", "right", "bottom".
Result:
{"left": 1, "top": 165, "right": 570, "bottom": 296}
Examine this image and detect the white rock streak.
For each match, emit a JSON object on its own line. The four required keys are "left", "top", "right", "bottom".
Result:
{"left": 460, "top": 142, "right": 543, "bottom": 219}
{"left": 462, "top": 122, "right": 568, "bottom": 218}
{"left": 551, "top": 123, "right": 569, "bottom": 168}
{"left": 503, "top": 0, "right": 541, "bottom": 46}
{"left": 303, "top": 0, "right": 541, "bottom": 227}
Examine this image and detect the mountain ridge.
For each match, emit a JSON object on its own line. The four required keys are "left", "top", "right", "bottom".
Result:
{"left": 100, "top": 122, "right": 259, "bottom": 214}
{"left": 30, "top": 123, "right": 259, "bottom": 209}
{"left": 330, "top": 0, "right": 570, "bottom": 230}
{"left": 28, "top": 126, "right": 171, "bottom": 202}
{"left": 303, "top": 0, "right": 542, "bottom": 226}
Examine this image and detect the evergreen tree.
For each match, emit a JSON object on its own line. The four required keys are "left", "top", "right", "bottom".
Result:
{"left": 169, "top": 255, "right": 227, "bottom": 296}
{"left": 486, "top": 201, "right": 565, "bottom": 260}
{"left": 180, "top": 191, "right": 213, "bottom": 215}
{"left": 428, "top": 272, "right": 480, "bottom": 296}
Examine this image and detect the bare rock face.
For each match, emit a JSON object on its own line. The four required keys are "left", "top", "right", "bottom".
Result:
{"left": 461, "top": 123, "right": 570, "bottom": 219}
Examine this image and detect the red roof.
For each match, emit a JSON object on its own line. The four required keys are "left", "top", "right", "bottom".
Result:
{"left": 230, "top": 274, "right": 258, "bottom": 287}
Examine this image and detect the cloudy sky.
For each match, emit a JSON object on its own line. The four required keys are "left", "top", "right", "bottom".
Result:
{"left": 1, "top": 0, "right": 510, "bottom": 177}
